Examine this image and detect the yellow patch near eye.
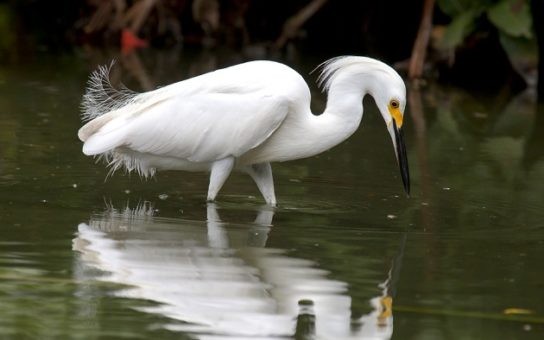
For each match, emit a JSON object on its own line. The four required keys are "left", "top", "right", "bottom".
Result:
{"left": 389, "top": 105, "right": 403, "bottom": 128}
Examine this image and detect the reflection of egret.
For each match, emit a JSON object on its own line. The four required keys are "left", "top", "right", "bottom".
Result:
{"left": 73, "top": 203, "right": 395, "bottom": 339}
{"left": 78, "top": 57, "right": 410, "bottom": 205}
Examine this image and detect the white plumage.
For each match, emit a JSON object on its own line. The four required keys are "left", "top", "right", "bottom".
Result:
{"left": 78, "top": 56, "right": 410, "bottom": 205}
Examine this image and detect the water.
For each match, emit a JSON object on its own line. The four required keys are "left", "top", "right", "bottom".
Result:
{"left": 1, "top": 50, "right": 544, "bottom": 339}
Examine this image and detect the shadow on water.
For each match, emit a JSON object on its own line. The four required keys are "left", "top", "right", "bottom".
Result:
{"left": 73, "top": 202, "right": 404, "bottom": 339}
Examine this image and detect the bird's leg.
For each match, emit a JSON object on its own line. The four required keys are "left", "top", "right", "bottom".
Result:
{"left": 245, "top": 163, "right": 277, "bottom": 206}
{"left": 207, "top": 157, "right": 234, "bottom": 201}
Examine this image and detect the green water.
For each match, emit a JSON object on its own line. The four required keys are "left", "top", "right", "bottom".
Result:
{"left": 1, "top": 50, "right": 544, "bottom": 339}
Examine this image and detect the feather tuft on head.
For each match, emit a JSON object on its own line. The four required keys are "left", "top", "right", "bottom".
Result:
{"left": 312, "top": 56, "right": 402, "bottom": 93}
{"left": 312, "top": 56, "right": 350, "bottom": 92}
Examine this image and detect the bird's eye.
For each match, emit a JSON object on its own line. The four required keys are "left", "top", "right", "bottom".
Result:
{"left": 390, "top": 100, "right": 399, "bottom": 109}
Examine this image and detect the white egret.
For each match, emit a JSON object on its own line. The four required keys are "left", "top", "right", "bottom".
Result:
{"left": 78, "top": 56, "right": 410, "bottom": 205}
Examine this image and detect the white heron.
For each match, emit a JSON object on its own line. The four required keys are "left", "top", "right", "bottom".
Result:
{"left": 78, "top": 56, "right": 410, "bottom": 205}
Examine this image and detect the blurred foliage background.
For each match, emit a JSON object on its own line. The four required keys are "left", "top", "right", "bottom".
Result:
{"left": 0, "top": 0, "right": 542, "bottom": 95}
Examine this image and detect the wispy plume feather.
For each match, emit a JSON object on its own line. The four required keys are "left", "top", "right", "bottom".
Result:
{"left": 81, "top": 61, "right": 139, "bottom": 122}
{"left": 97, "top": 150, "right": 156, "bottom": 180}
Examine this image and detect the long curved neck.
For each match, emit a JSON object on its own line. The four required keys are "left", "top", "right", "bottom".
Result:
{"left": 322, "top": 72, "right": 369, "bottom": 126}
{"left": 306, "top": 71, "right": 375, "bottom": 154}
{"left": 241, "top": 68, "right": 383, "bottom": 164}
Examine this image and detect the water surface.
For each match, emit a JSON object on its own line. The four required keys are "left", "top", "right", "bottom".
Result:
{"left": 1, "top": 50, "right": 544, "bottom": 339}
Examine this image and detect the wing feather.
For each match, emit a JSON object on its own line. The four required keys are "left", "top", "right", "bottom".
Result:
{"left": 81, "top": 89, "right": 289, "bottom": 163}
{"left": 123, "top": 92, "right": 289, "bottom": 162}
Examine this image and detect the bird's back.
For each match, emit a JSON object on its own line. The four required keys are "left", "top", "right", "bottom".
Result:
{"left": 78, "top": 60, "right": 310, "bottom": 174}
{"left": 146, "top": 60, "right": 308, "bottom": 103}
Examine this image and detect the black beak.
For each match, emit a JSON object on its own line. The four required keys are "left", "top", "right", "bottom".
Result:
{"left": 393, "top": 119, "right": 410, "bottom": 196}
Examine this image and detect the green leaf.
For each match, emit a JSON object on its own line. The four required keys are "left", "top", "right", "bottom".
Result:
{"left": 487, "top": 0, "right": 532, "bottom": 38}
{"left": 440, "top": 10, "right": 481, "bottom": 49}
{"left": 437, "top": 0, "right": 492, "bottom": 16}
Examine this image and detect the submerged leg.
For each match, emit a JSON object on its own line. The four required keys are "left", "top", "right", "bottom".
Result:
{"left": 245, "top": 163, "right": 277, "bottom": 206}
{"left": 207, "top": 157, "right": 235, "bottom": 201}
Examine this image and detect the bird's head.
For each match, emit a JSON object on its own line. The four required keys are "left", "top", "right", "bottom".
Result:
{"left": 373, "top": 71, "right": 410, "bottom": 196}
{"left": 316, "top": 56, "right": 410, "bottom": 195}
